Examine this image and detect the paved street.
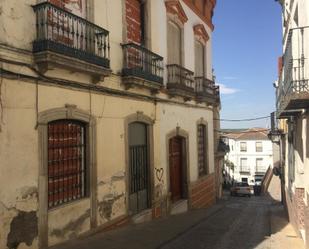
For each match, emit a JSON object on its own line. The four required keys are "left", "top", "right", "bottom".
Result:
{"left": 53, "top": 176, "right": 304, "bottom": 249}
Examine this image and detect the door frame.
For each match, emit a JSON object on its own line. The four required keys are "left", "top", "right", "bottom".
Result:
{"left": 124, "top": 112, "right": 155, "bottom": 216}
{"left": 166, "top": 127, "right": 190, "bottom": 202}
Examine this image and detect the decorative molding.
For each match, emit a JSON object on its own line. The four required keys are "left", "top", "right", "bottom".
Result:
{"left": 182, "top": 0, "right": 216, "bottom": 30}
{"left": 165, "top": 0, "right": 188, "bottom": 25}
{"left": 193, "top": 24, "right": 209, "bottom": 45}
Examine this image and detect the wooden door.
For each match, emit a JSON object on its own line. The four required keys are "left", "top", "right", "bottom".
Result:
{"left": 169, "top": 137, "right": 183, "bottom": 202}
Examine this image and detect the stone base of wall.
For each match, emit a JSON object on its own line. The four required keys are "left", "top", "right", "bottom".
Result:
{"left": 189, "top": 173, "right": 216, "bottom": 209}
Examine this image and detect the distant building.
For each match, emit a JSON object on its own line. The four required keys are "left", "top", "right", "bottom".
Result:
{"left": 223, "top": 128, "right": 273, "bottom": 185}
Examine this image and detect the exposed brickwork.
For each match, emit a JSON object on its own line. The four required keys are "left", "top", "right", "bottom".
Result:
{"left": 125, "top": 0, "right": 142, "bottom": 44}
{"left": 306, "top": 192, "right": 309, "bottom": 249}
{"left": 284, "top": 187, "right": 305, "bottom": 238}
{"left": 296, "top": 188, "right": 305, "bottom": 229}
{"left": 190, "top": 174, "right": 216, "bottom": 209}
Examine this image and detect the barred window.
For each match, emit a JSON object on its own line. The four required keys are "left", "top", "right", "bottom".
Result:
{"left": 48, "top": 120, "right": 87, "bottom": 208}
{"left": 198, "top": 124, "right": 208, "bottom": 176}
{"left": 240, "top": 142, "right": 247, "bottom": 152}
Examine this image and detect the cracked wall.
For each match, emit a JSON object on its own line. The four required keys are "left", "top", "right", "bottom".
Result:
{"left": 0, "top": 186, "right": 38, "bottom": 249}
{"left": 97, "top": 171, "right": 126, "bottom": 225}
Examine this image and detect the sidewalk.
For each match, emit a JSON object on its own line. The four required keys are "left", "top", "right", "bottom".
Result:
{"left": 53, "top": 202, "right": 225, "bottom": 249}
{"left": 268, "top": 175, "right": 305, "bottom": 249}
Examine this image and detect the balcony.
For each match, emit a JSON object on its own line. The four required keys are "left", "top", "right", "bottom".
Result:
{"left": 166, "top": 64, "right": 195, "bottom": 100}
{"left": 255, "top": 167, "right": 267, "bottom": 175}
{"left": 195, "top": 77, "right": 217, "bottom": 104}
{"left": 32, "top": 2, "right": 111, "bottom": 82}
{"left": 239, "top": 167, "right": 250, "bottom": 174}
{"left": 277, "top": 28, "right": 309, "bottom": 118}
{"left": 122, "top": 43, "right": 163, "bottom": 92}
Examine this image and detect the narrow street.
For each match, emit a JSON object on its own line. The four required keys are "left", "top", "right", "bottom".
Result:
{"left": 159, "top": 196, "right": 271, "bottom": 249}
{"left": 54, "top": 177, "right": 303, "bottom": 249}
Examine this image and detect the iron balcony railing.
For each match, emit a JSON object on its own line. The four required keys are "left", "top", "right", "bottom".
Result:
{"left": 239, "top": 167, "right": 250, "bottom": 173}
{"left": 195, "top": 77, "right": 215, "bottom": 95}
{"left": 166, "top": 64, "right": 195, "bottom": 90}
{"left": 277, "top": 27, "right": 309, "bottom": 114}
{"left": 122, "top": 43, "right": 164, "bottom": 84}
{"left": 255, "top": 166, "right": 267, "bottom": 174}
{"left": 32, "top": 2, "right": 110, "bottom": 68}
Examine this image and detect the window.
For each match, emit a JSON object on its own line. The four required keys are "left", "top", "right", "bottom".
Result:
{"left": 167, "top": 21, "right": 182, "bottom": 65}
{"left": 256, "top": 158, "right": 264, "bottom": 172}
{"left": 240, "top": 158, "right": 248, "bottom": 172}
{"left": 48, "top": 120, "right": 87, "bottom": 208}
{"left": 240, "top": 142, "right": 247, "bottom": 152}
{"left": 256, "top": 142, "right": 263, "bottom": 152}
{"left": 195, "top": 40, "right": 205, "bottom": 77}
{"left": 197, "top": 124, "right": 208, "bottom": 176}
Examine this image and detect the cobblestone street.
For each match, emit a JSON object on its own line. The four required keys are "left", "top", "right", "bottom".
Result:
{"left": 53, "top": 176, "right": 304, "bottom": 249}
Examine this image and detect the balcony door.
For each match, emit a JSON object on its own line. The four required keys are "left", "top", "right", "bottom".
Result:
{"left": 195, "top": 40, "right": 205, "bottom": 77}
{"left": 167, "top": 21, "right": 181, "bottom": 65}
{"left": 49, "top": 0, "right": 86, "bottom": 17}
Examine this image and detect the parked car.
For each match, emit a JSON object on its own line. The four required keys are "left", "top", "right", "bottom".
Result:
{"left": 230, "top": 182, "right": 252, "bottom": 197}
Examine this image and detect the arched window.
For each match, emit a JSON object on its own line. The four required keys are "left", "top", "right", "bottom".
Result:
{"left": 197, "top": 123, "right": 208, "bottom": 176}
{"left": 48, "top": 120, "right": 88, "bottom": 208}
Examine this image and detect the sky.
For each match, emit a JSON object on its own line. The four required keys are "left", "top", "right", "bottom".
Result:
{"left": 212, "top": 0, "right": 283, "bottom": 129}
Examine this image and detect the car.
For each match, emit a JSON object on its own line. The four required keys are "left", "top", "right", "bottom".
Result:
{"left": 230, "top": 182, "right": 252, "bottom": 197}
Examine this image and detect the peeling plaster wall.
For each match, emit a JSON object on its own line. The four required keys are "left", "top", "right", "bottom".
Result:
{"left": 0, "top": 0, "right": 217, "bottom": 248}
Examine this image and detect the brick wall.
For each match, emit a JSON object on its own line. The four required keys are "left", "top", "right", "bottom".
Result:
{"left": 305, "top": 192, "right": 309, "bottom": 249}
{"left": 285, "top": 187, "right": 305, "bottom": 238}
{"left": 190, "top": 173, "right": 216, "bottom": 209}
{"left": 125, "top": 0, "right": 142, "bottom": 44}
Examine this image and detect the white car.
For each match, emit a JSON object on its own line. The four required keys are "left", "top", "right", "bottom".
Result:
{"left": 230, "top": 182, "right": 252, "bottom": 197}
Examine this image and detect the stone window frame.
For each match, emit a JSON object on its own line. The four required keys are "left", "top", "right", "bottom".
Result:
{"left": 166, "top": 127, "right": 191, "bottom": 201}
{"left": 124, "top": 112, "right": 155, "bottom": 215}
{"left": 196, "top": 118, "right": 209, "bottom": 177}
{"left": 37, "top": 106, "right": 97, "bottom": 248}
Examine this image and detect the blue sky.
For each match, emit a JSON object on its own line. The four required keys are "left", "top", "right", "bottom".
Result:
{"left": 212, "top": 0, "right": 282, "bottom": 129}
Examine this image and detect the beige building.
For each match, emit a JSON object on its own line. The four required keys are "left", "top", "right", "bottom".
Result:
{"left": 0, "top": 0, "right": 222, "bottom": 248}
{"left": 272, "top": 0, "right": 309, "bottom": 248}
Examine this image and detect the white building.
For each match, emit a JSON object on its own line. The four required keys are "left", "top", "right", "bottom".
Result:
{"left": 271, "top": 0, "right": 309, "bottom": 246}
{"left": 223, "top": 129, "right": 273, "bottom": 185}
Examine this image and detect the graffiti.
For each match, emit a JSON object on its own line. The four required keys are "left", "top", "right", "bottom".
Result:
{"left": 155, "top": 168, "right": 164, "bottom": 182}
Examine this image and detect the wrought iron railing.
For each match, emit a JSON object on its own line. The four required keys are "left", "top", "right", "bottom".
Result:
{"left": 166, "top": 64, "right": 195, "bottom": 90}
{"left": 195, "top": 77, "right": 215, "bottom": 95}
{"left": 255, "top": 166, "right": 267, "bottom": 173}
{"left": 122, "top": 43, "right": 164, "bottom": 84}
{"left": 32, "top": 2, "right": 110, "bottom": 68}
{"left": 277, "top": 27, "right": 309, "bottom": 113}
{"left": 239, "top": 167, "right": 250, "bottom": 173}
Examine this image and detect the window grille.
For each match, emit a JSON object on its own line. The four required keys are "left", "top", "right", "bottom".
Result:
{"left": 198, "top": 124, "right": 208, "bottom": 176}
{"left": 48, "top": 120, "right": 87, "bottom": 208}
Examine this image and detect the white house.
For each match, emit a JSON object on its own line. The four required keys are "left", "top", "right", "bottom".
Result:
{"left": 223, "top": 128, "right": 273, "bottom": 185}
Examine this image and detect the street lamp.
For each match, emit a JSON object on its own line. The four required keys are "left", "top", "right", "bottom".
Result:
{"left": 267, "top": 130, "right": 282, "bottom": 144}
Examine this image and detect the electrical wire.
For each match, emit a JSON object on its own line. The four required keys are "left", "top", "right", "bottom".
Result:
{"left": 215, "top": 115, "right": 271, "bottom": 122}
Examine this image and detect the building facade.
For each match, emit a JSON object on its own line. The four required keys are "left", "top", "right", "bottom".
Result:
{"left": 273, "top": 0, "right": 309, "bottom": 247}
{"left": 223, "top": 129, "right": 273, "bottom": 186}
{"left": 0, "top": 0, "right": 221, "bottom": 248}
